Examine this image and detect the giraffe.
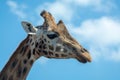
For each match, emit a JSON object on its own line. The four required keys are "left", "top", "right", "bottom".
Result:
{"left": 0, "top": 10, "right": 92, "bottom": 80}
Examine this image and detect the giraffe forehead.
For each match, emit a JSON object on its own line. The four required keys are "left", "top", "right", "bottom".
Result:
{"left": 35, "top": 26, "right": 52, "bottom": 35}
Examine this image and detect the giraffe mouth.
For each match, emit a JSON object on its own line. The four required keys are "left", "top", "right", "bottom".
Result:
{"left": 78, "top": 52, "right": 92, "bottom": 63}
{"left": 66, "top": 42, "right": 92, "bottom": 63}
{"left": 75, "top": 48, "right": 92, "bottom": 63}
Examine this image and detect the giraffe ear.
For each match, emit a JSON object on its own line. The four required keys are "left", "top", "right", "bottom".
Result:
{"left": 21, "top": 21, "right": 37, "bottom": 34}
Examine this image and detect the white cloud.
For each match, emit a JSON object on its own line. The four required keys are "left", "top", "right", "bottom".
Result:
{"left": 69, "top": 17, "right": 120, "bottom": 62}
{"left": 7, "top": 0, "right": 27, "bottom": 19}
{"left": 71, "top": 17, "right": 120, "bottom": 46}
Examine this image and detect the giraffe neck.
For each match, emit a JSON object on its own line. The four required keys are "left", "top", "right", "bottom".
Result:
{"left": 0, "top": 35, "right": 36, "bottom": 80}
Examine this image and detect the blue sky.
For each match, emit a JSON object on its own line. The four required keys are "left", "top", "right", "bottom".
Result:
{"left": 0, "top": 0, "right": 120, "bottom": 80}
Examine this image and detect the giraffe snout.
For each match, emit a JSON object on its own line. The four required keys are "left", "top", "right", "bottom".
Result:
{"left": 70, "top": 45, "right": 92, "bottom": 63}
{"left": 75, "top": 48, "right": 92, "bottom": 63}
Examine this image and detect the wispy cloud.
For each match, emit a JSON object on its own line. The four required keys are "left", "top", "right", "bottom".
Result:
{"left": 69, "top": 17, "right": 120, "bottom": 62}
{"left": 109, "top": 49, "right": 120, "bottom": 61}
{"left": 61, "top": 0, "right": 116, "bottom": 12}
{"left": 7, "top": 0, "right": 27, "bottom": 19}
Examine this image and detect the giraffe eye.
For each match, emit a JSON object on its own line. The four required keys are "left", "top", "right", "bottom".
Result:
{"left": 26, "top": 23, "right": 31, "bottom": 26}
{"left": 47, "top": 32, "right": 59, "bottom": 39}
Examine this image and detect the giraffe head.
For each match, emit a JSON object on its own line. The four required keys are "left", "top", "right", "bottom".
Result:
{"left": 21, "top": 10, "right": 91, "bottom": 63}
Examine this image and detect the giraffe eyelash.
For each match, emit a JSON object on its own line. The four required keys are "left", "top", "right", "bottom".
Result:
{"left": 47, "top": 32, "right": 59, "bottom": 39}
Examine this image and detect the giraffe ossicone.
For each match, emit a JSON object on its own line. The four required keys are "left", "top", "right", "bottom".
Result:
{"left": 0, "top": 10, "right": 92, "bottom": 80}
